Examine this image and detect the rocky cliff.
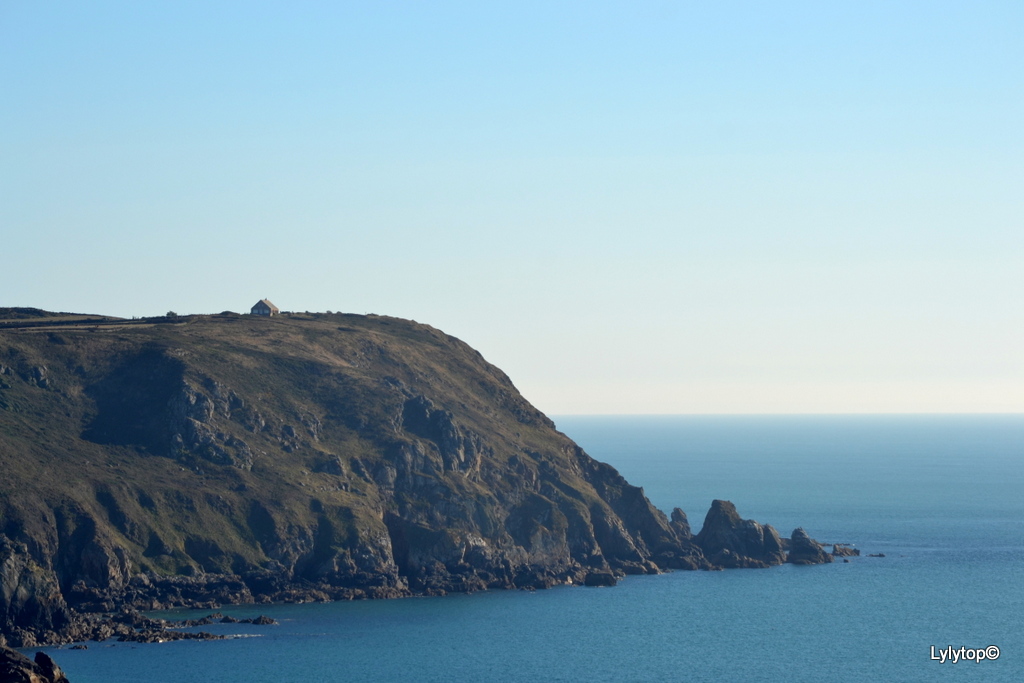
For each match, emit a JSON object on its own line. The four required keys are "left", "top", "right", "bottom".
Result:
{"left": 0, "top": 645, "right": 70, "bottom": 683}
{"left": 0, "top": 309, "right": 830, "bottom": 646}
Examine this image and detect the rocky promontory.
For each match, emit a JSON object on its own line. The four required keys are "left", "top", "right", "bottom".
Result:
{"left": 0, "top": 309, "right": 833, "bottom": 646}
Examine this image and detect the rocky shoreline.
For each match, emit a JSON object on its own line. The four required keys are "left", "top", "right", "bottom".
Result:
{"left": 0, "top": 606, "right": 280, "bottom": 650}
{"left": 2, "top": 499, "right": 843, "bottom": 649}
{"left": 0, "top": 609, "right": 281, "bottom": 683}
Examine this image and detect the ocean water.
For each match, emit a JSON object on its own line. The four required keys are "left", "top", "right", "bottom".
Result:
{"left": 39, "top": 415, "right": 1024, "bottom": 682}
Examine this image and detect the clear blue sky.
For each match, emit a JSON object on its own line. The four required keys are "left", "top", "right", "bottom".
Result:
{"left": 2, "top": 2, "right": 1021, "bottom": 414}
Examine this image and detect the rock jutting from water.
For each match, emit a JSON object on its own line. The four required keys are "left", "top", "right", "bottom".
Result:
{"left": 787, "top": 528, "right": 835, "bottom": 566}
{"left": 693, "top": 500, "right": 787, "bottom": 568}
{"left": 831, "top": 543, "right": 860, "bottom": 558}
{"left": 0, "top": 645, "right": 70, "bottom": 683}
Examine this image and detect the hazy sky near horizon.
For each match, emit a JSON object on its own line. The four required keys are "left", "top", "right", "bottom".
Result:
{"left": 2, "top": 2, "right": 1021, "bottom": 414}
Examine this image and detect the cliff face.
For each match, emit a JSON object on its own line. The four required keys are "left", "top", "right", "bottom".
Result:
{"left": 0, "top": 310, "right": 716, "bottom": 645}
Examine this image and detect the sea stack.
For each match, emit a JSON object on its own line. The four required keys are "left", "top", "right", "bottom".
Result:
{"left": 694, "top": 500, "right": 787, "bottom": 568}
{"left": 787, "top": 528, "right": 835, "bottom": 565}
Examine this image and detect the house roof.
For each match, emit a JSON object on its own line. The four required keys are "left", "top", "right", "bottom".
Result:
{"left": 254, "top": 299, "right": 279, "bottom": 312}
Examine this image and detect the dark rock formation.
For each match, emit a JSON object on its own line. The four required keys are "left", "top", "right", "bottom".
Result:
{"left": 0, "top": 645, "right": 69, "bottom": 683}
{"left": 831, "top": 544, "right": 860, "bottom": 557}
{"left": 669, "top": 508, "right": 691, "bottom": 537}
{"left": 583, "top": 571, "right": 618, "bottom": 587}
{"left": 0, "top": 537, "right": 73, "bottom": 648}
{"left": 32, "top": 653, "right": 68, "bottom": 683}
{"left": 787, "top": 528, "right": 834, "bottom": 565}
{"left": 694, "top": 501, "right": 786, "bottom": 568}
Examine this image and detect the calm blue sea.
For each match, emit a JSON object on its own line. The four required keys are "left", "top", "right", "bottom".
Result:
{"left": 38, "top": 415, "right": 1024, "bottom": 682}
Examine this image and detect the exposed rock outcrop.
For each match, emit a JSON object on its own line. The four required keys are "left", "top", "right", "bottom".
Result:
{"left": 32, "top": 653, "right": 69, "bottom": 683}
{"left": 0, "top": 645, "right": 70, "bottom": 683}
{"left": 583, "top": 571, "right": 618, "bottom": 587}
{"left": 694, "top": 500, "right": 786, "bottom": 568}
{"left": 787, "top": 528, "right": 834, "bottom": 565}
{"left": 831, "top": 544, "right": 860, "bottom": 557}
{"left": 0, "top": 537, "right": 72, "bottom": 648}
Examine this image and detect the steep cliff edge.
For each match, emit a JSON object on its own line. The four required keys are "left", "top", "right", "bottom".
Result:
{"left": 0, "top": 310, "right": 828, "bottom": 646}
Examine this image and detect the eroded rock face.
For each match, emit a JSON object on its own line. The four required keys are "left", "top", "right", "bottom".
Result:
{"left": 32, "top": 653, "right": 69, "bottom": 683}
{"left": 169, "top": 380, "right": 258, "bottom": 470}
{"left": 0, "top": 645, "right": 70, "bottom": 683}
{"left": 669, "top": 508, "right": 692, "bottom": 538}
{"left": 401, "top": 396, "right": 486, "bottom": 476}
{"left": 0, "top": 537, "right": 72, "bottom": 648}
{"left": 787, "top": 528, "right": 834, "bottom": 565}
{"left": 694, "top": 500, "right": 786, "bottom": 569}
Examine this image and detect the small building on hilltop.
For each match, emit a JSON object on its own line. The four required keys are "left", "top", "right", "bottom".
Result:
{"left": 250, "top": 299, "right": 279, "bottom": 316}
